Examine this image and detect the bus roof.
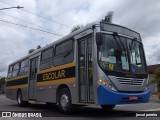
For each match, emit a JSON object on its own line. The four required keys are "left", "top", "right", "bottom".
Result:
{"left": 9, "top": 21, "right": 140, "bottom": 66}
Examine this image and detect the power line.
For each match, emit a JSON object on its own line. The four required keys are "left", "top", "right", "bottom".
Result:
{"left": 0, "top": 19, "right": 63, "bottom": 36}
{"left": 0, "top": 1, "right": 13, "bottom": 6}
{"left": 0, "top": 11, "right": 56, "bottom": 32}
{"left": 0, "top": 0, "right": 71, "bottom": 28}
{"left": 21, "top": 9, "right": 71, "bottom": 28}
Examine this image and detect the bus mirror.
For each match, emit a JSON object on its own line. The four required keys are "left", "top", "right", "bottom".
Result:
{"left": 96, "top": 33, "right": 102, "bottom": 45}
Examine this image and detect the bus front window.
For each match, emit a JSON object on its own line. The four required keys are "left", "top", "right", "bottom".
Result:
{"left": 98, "top": 34, "right": 146, "bottom": 74}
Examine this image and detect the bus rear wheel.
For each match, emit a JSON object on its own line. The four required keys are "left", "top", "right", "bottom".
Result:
{"left": 57, "top": 88, "right": 73, "bottom": 114}
{"left": 46, "top": 102, "right": 56, "bottom": 106}
{"left": 17, "top": 90, "right": 27, "bottom": 107}
{"left": 101, "top": 105, "right": 116, "bottom": 111}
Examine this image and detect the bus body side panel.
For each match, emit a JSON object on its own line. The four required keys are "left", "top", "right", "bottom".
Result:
{"left": 69, "top": 38, "right": 78, "bottom": 104}
{"left": 36, "top": 86, "right": 55, "bottom": 102}
{"left": 21, "top": 88, "right": 28, "bottom": 101}
{"left": 35, "top": 83, "right": 77, "bottom": 103}
{"left": 5, "top": 88, "right": 28, "bottom": 101}
{"left": 5, "top": 87, "right": 28, "bottom": 101}
{"left": 92, "top": 26, "right": 101, "bottom": 105}
{"left": 5, "top": 76, "right": 29, "bottom": 101}
{"left": 35, "top": 40, "right": 77, "bottom": 103}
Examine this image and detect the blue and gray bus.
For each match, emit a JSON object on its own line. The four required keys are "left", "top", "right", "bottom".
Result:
{"left": 6, "top": 22, "right": 150, "bottom": 113}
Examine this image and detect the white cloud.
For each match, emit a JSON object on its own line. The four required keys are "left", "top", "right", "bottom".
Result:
{"left": 143, "top": 33, "right": 160, "bottom": 65}
{"left": 0, "top": 0, "right": 160, "bottom": 76}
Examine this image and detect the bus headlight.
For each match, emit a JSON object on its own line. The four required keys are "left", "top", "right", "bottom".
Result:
{"left": 98, "top": 78, "right": 117, "bottom": 91}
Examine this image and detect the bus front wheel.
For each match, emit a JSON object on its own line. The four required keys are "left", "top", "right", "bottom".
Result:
{"left": 57, "top": 88, "right": 73, "bottom": 114}
{"left": 101, "top": 105, "right": 116, "bottom": 111}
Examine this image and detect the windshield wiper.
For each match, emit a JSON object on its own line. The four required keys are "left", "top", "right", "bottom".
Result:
{"left": 117, "top": 36, "right": 126, "bottom": 51}
{"left": 113, "top": 32, "right": 128, "bottom": 61}
{"left": 113, "top": 35, "right": 123, "bottom": 50}
{"left": 130, "top": 38, "right": 138, "bottom": 51}
{"left": 113, "top": 32, "right": 126, "bottom": 51}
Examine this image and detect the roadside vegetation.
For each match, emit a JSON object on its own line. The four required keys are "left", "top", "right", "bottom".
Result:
{"left": 71, "top": 11, "right": 114, "bottom": 32}
{"left": 152, "top": 70, "right": 160, "bottom": 100}
{"left": 0, "top": 77, "right": 5, "bottom": 94}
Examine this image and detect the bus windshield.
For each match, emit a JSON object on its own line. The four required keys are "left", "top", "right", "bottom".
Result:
{"left": 98, "top": 33, "right": 146, "bottom": 74}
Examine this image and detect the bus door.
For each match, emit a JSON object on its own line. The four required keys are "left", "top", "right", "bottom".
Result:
{"left": 28, "top": 57, "right": 38, "bottom": 100}
{"left": 78, "top": 36, "right": 94, "bottom": 103}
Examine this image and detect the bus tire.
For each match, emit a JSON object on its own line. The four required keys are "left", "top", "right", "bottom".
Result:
{"left": 46, "top": 102, "right": 56, "bottom": 106}
{"left": 57, "top": 88, "right": 73, "bottom": 114}
{"left": 101, "top": 105, "right": 115, "bottom": 111}
{"left": 17, "top": 90, "right": 27, "bottom": 107}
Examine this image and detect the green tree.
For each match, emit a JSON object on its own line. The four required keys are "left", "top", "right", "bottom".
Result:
{"left": 28, "top": 45, "right": 41, "bottom": 54}
{"left": 152, "top": 70, "right": 160, "bottom": 91}
{"left": 102, "top": 11, "right": 114, "bottom": 23}
{"left": 0, "top": 77, "right": 5, "bottom": 94}
{"left": 71, "top": 11, "right": 114, "bottom": 32}
{"left": 28, "top": 49, "right": 35, "bottom": 54}
{"left": 0, "top": 77, "right": 5, "bottom": 84}
{"left": 36, "top": 45, "right": 41, "bottom": 49}
{"left": 71, "top": 25, "right": 83, "bottom": 33}
{"left": 152, "top": 70, "right": 160, "bottom": 100}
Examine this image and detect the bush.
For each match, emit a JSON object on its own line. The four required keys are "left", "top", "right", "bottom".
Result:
{"left": 152, "top": 70, "right": 160, "bottom": 92}
{"left": 0, "top": 77, "right": 5, "bottom": 94}
{"left": 152, "top": 70, "right": 160, "bottom": 100}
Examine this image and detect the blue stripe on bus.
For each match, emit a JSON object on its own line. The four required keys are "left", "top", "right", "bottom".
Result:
{"left": 97, "top": 85, "right": 150, "bottom": 105}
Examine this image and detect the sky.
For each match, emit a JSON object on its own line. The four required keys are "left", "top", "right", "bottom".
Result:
{"left": 0, "top": 0, "right": 160, "bottom": 76}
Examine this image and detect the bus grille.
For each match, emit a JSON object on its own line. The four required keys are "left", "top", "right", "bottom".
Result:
{"left": 116, "top": 77, "right": 144, "bottom": 86}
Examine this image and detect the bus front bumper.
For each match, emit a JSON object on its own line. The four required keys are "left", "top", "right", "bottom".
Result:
{"left": 97, "top": 85, "right": 151, "bottom": 105}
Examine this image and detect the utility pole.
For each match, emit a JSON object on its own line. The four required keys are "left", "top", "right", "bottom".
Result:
{"left": 0, "top": 6, "right": 24, "bottom": 10}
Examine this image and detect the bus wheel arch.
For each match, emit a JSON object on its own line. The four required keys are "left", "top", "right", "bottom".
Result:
{"left": 17, "top": 88, "right": 21, "bottom": 95}
{"left": 56, "top": 84, "right": 73, "bottom": 113}
{"left": 56, "top": 84, "right": 70, "bottom": 102}
{"left": 17, "top": 88, "right": 27, "bottom": 107}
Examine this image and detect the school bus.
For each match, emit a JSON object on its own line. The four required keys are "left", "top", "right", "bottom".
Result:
{"left": 6, "top": 22, "right": 150, "bottom": 113}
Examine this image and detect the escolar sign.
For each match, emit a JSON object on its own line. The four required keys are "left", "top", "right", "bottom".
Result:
{"left": 43, "top": 70, "right": 65, "bottom": 81}
{"left": 37, "top": 66, "right": 75, "bottom": 82}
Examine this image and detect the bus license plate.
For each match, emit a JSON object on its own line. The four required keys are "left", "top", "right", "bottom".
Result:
{"left": 129, "top": 96, "right": 138, "bottom": 100}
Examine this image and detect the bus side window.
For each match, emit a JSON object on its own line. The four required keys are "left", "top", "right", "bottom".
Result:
{"left": 12, "top": 63, "right": 20, "bottom": 77}
{"left": 19, "top": 59, "right": 29, "bottom": 75}
{"left": 54, "top": 40, "right": 74, "bottom": 66}
{"left": 39, "top": 48, "right": 53, "bottom": 70}
{"left": 62, "top": 40, "right": 74, "bottom": 64}
{"left": 7, "top": 65, "right": 13, "bottom": 78}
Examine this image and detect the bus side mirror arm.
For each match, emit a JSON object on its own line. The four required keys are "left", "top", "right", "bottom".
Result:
{"left": 96, "top": 33, "right": 102, "bottom": 45}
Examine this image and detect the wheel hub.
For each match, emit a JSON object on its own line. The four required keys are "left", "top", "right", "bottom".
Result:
{"left": 18, "top": 94, "right": 21, "bottom": 104}
{"left": 60, "top": 94, "right": 69, "bottom": 109}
